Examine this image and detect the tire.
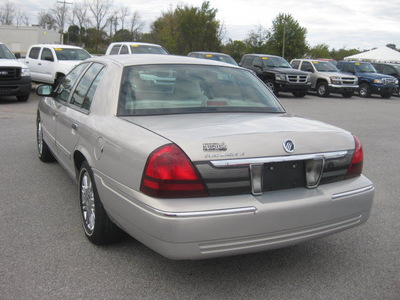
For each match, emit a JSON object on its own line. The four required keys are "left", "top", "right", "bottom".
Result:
{"left": 316, "top": 82, "right": 329, "bottom": 97}
{"left": 381, "top": 92, "right": 392, "bottom": 99}
{"left": 359, "top": 83, "right": 371, "bottom": 98}
{"left": 264, "top": 80, "right": 278, "bottom": 95}
{"left": 292, "top": 90, "right": 308, "bottom": 97}
{"left": 79, "top": 161, "right": 124, "bottom": 245}
{"left": 36, "top": 113, "right": 56, "bottom": 162}
{"left": 342, "top": 91, "right": 354, "bottom": 98}
{"left": 17, "top": 94, "right": 30, "bottom": 102}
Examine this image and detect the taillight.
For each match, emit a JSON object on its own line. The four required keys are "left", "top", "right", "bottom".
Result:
{"left": 140, "top": 144, "right": 208, "bottom": 198}
{"left": 345, "top": 135, "right": 363, "bottom": 179}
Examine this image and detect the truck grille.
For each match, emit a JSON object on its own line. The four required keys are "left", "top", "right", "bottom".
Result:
{"left": 0, "top": 67, "right": 21, "bottom": 80}
{"left": 341, "top": 77, "right": 357, "bottom": 85}
{"left": 287, "top": 75, "right": 308, "bottom": 83}
{"left": 383, "top": 78, "right": 396, "bottom": 85}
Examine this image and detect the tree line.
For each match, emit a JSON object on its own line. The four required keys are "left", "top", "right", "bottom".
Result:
{"left": 1, "top": 0, "right": 397, "bottom": 61}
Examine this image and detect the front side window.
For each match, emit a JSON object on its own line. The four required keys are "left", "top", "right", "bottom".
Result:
{"left": 118, "top": 65, "right": 285, "bottom": 116}
{"left": 70, "top": 63, "right": 104, "bottom": 110}
{"left": 54, "top": 48, "right": 91, "bottom": 61}
{"left": 41, "top": 48, "right": 54, "bottom": 61}
{"left": 54, "top": 63, "right": 89, "bottom": 103}
{"left": 120, "top": 45, "right": 129, "bottom": 54}
{"left": 301, "top": 61, "right": 313, "bottom": 72}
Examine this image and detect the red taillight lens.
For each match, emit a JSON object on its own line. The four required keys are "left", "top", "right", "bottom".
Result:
{"left": 345, "top": 135, "right": 363, "bottom": 179}
{"left": 140, "top": 144, "right": 208, "bottom": 198}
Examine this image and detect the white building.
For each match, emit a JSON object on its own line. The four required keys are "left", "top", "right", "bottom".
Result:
{"left": 0, "top": 25, "right": 61, "bottom": 56}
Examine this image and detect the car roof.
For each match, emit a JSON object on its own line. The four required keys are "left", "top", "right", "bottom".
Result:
{"left": 244, "top": 54, "right": 281, "bottom": 58}
{"left": 30, "top": 44, "right": 84, "bottom": 49}
{"left": 189, "top": 52, "right": 231, "bottom": 56}
{"left": 91, "top": 54, "right": 242, "bottom": 68}
{"left": 108, "top": 42, "right": 163, "bottom": 47}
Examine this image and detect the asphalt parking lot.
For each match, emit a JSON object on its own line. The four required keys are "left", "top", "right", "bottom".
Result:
{"left": 1, "top": 89, "right": 399, "bottom": 299}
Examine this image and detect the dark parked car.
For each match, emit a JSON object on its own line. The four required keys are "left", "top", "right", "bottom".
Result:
{"left": 240, "top": 54, "right": 311, "bottom": 97}
{"left": 188, "top": 52, "right": 238, "bottom": 66}
{"left": 336, "top": 61, "right": 398, "bottom": 98}
{"left": 371, "top": 62, "right": 400, "bottom": 95}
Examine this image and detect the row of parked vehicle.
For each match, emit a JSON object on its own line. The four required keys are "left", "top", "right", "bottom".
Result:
{"left": 1, "top": 40, "right": 399, "bottom": 102}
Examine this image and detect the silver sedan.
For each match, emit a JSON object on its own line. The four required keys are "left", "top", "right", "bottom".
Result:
{"left": 36, "top": 54, "right": 374, "bottom": 260}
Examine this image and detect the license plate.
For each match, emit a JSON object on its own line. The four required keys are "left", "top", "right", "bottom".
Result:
{"left": 263, "top": 161, "right": 305, "bottom": 191}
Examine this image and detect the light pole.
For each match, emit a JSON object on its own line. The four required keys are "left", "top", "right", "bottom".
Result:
{"left": 57, "top": 0, "right": 72, "bottom": 44}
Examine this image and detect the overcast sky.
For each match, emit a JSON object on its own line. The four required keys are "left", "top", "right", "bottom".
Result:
{"left": 16, "top": 0, "right": 400, "bottom": 50}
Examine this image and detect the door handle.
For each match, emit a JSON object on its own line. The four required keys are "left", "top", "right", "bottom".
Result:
{"left": 53, "top": 112, "right": 58, "bottom": 117}
{"left": 71, "top": 123, "right": 79, "bottom": 130}
{"left": 38, "top": 63, "right": 42, "bottom": 65}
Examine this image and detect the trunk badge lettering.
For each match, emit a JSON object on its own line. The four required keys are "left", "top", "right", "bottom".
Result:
{"left": 203, "top": 142, "right": 227, "bottom": 152}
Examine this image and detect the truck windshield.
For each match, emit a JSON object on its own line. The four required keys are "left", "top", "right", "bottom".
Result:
{"left": 263, "top": 56, "right": 292, "bottom": 68}
{"left": 354, "top": 62, "right": 377, "bottom": 73}
{"left": 0, "top": 44, "right": 16, "bottom": 59}
{"left": 313, "top": 61, "right": 339, "bottom": 72}
{"left": 54, "top": 48, "right": 91, "bottom": 61}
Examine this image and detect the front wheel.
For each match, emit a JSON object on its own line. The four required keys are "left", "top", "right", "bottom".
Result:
{"left": 316, "top": 82, "right": 329, "bottom": 97}
{"left": 381, "top": 92, "right": 392, "bottom": 99}
{"left": 264, "top": 80, "right": 278, "bottom": 95}
{"left": 359, "top": 83, "right": 371, "bottom": 98}
{"left": 292, "top": 90, "right": 308, "bottom": 97}
{"left": 79, "top": 161, "right": 124, "bottom": 244}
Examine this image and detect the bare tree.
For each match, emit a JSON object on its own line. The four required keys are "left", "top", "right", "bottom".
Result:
{"left": 119, "top": 6, "right": 130, "bottom": 30}
{"left": 38, "top": 11, "right": 57, "bottom": 30}
{"left": 129, "top": 11, "right": 144, "bottom": 41}
{"left": 88, "top": 0, "right": 113, "bottom": 50}
{"left": 72, "top": 2, "right": 90, "bottom": 46}
{"left": 15, "top": 10, "right": 27, "bottom": 26}
{"left": 0, "top": 1, "right": 15, "bottom": 25}
{"left": 51, "top": 2, "right": 71, "bottom": 43}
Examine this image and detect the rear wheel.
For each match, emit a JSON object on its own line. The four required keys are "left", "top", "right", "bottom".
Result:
{"left": 36, "top": 113, "right": 55, "bottom": 162}
{"left": 359, "top": 83, "right": 371, "bottom": 98}
{"left": 316, "top": 82, "right": 329, "bottom": 97}
{"left": 79, "top": 161, "right": 124, "bottom": 244}
{"left": 292, "top": 90, "right": 308, "bottom": 97}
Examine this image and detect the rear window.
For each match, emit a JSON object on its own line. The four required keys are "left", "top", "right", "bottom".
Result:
{"left": 117, "top": 64, "right": 284, "bottom": 116}
{"left": 129, "top": 45, "right": 168, "bottom": 54}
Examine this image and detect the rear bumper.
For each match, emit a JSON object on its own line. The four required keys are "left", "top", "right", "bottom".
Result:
{"left": 95, "top": 172, "right": 374, "bottom": 260}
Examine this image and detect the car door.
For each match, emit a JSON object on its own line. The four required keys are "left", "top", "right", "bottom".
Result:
{"left": 37, "top": 47, "right": 56, "bottom": 84}
{"left": 55, "top": 62, "right": 105, "bottom": 175}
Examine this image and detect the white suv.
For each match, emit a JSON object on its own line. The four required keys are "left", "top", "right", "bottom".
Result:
{"left": 23, "top": 44, "right": 91, "bottom": 85}
{"left": 291, "top": 59, "right": 358, "bottom": 98}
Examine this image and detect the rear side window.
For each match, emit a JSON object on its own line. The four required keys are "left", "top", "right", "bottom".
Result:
{"left": 110, "top": 45, "right": 121, "bottom": 54}
{"left": 241, "top": 56, "right": 253, "bottom": 67}
{"left": 70, "top": 63, "right": 105, "bottom": 110}
{"left": 29, "top": 47, "right": 41, "bottom": 59}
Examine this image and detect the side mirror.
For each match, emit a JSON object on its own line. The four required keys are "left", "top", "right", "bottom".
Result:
{"left": 36, "top": 85, "right": 53, "bottom": 96}
{"left": 14, "top": 53, "right": 21, "bottom": 59}
{"left": 44, "top": 56, "right": 54, "bottom": 62}
{"left": 253, "top": 63, "right": 262, "bottom": 69}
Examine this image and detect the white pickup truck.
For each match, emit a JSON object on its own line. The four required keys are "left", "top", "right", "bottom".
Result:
{"left": 22, "top": 44, "right": 91, "bottom": 86}
{"left": 0, "top": 42, "right": 31, "bottom": 101}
